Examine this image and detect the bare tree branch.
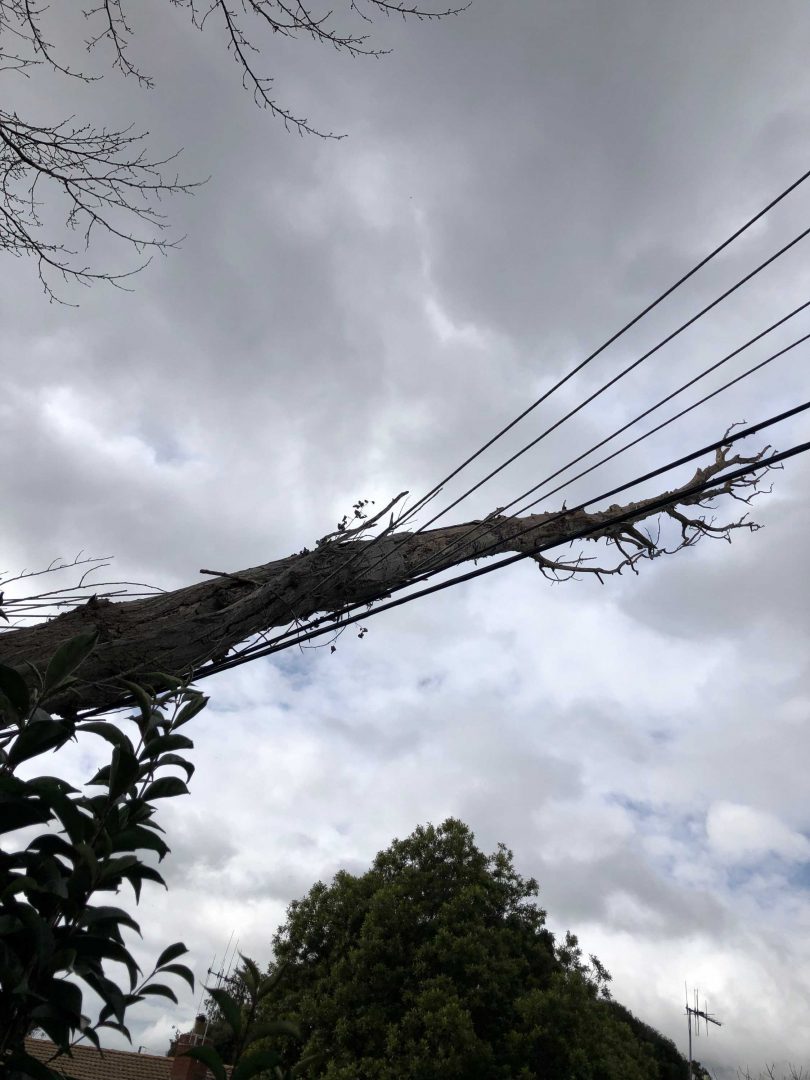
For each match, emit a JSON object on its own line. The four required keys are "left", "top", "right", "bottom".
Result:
{"left": 0, "top": 0, "right": 465, "bottom": 291}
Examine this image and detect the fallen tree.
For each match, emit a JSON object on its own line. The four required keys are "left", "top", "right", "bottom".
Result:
{"left": 0, "top": 440, "right": 772, "bottom": 716}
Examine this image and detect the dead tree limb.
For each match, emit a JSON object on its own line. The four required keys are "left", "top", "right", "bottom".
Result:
{"left": 0, "top": 443, "right": 772, "bottom": 715}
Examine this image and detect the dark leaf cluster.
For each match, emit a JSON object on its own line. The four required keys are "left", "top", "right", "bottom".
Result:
{"left": 184, "top": 956, "right": 321, "bottom": 1080}
{"left": 259, "top": 819, "right": 688, "bottom": 1080}
{"left": 0, "top": 631, "right": 205, "bottom": 1077}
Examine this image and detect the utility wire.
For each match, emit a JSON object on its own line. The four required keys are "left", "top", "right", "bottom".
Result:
{"left": 197, "top": 403, "right": 810, "bottom": 677}
{"left": 410, "top": 303, "right": 810, "bottom": 579}
{"left": 398, "top": 220, "right": 810, "bottom": 541}
{"left": 314, "top": 229, "right": 810, "bottom": 612}
{"left": 199, "top": 437, "right": 810, "bottom": 677}
{"left": 393, "top": 162, "right": 810, "bottom": 532}
{"left": 259, "top": 218, "right": 810, "bottom": 658}
{"left": 245, "top": 171, "right": 810, "bottom": 654}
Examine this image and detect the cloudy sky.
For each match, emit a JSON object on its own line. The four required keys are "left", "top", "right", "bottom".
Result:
{"left": 3, "top": 1, "right": 810, "bottom": 1073}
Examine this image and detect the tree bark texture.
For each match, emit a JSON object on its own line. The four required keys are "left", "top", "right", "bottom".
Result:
{"left": 0, "top": 450, "right": 762, "bottom": 715}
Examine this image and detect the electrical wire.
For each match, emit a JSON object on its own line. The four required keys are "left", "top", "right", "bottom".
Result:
{"left": 396, "top": 219, "right": 810, "bottom": 542}
{"left": 196, "top": 403, "right": 810, "bottom": 679}
{"left": 409, "top": 304, "right": 810, "bottom": 579}
{"left": 393, "top": 162, "right": 810, "bottom": 532}
{"left": 199, "top": 437, "right": 810, "bottom": 677}
{"left": 221, "top": 391, "right": 809, "bottom": 663}
{"left": 252, "top": 217, "right": 810, "bottom": 660}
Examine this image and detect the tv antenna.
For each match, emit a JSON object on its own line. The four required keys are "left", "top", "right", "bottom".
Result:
{"left": 685, "top": 984, "right": 722, "bottom": 1078}
{"left": 199, "top": 931, "right": 241, "bottom": 1040}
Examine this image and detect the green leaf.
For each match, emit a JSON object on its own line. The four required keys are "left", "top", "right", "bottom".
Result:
{"left": 7, "top": 715, "right": 74, "bottom": 767}
{"left": 0, "top": 687, "right": 21, "bottom": 726}
{"left": 28, "top": 1008, "right": 70, "bottom": 1051}
{"left": 153, "top": 752, "right": 195, "bottom": 782}
{"left": 141, "top": 671, "right": 186, "bottom": 691}
{"left": 181, "top": 1045, "right": 226, "bottom": 1080}
{"left": 156, "top": 940, "right": 189, "bottom": 968}
{"left": 42, "top": 977, "right": 84, "bottom": 1023}
{"left": 142, "top": 776, "right": 189, "bottom": 801}
{"left": 138, "top": 982, "right": 178, "bottom": 1004}
{"left": 158, "top": 962, "right": 195, "bottom": 991}
{"left": 0, "top": 662, "right": 30, "bottom": 715}
{"left": 1, "top": 874, "right": 39, "bottom": 901}
{"left": 208, "top": 986, "right": 244, "bottom": 1037}
{"left": 232, "top": 1049, "right": 283, "bottom": 1080}
{"left": 111, "top": 826, "right": 170, "bottom": 860}
{"left": 81, "top": 1026, "right": 101, "bottom": 1050}
{"left": 81, "top": 905, "right": 141, "bottom": 936}
{"left": 259, "top": 962, "right": 287, "bottom": 997}
{"left": 108, "top": 745, "right": 140, "bottom": 800}
{"left": 174, "top": 693, "right": 209, "bottom": 727}
{"left": 82, "top": 970, "right": 127, "bottom": 1025}
{"left": 119, "top": 862, "right": 166, "bottom": 902}
{"left": 79, "top": 721, "right": 134, "bottom": 752}
{"left": 0, "top": 799, "right": 51, "bottom": 834}
{"left": 239, "top": 954, "right": 261, "bottom": 992}
{"left": 139, "top": 732, "right": 194, "bottom": 758}
{"left": 43, "top": 630, "right": 99, "bottom": 695}
{"left": 96, "top": 1019, "right": 133, "bottom": 1041}
{"left": 290, "top": 1051, "right": 329, "bottom": 1077}
{"left": 118, "top": 679, "right": 155, "bottom": 727}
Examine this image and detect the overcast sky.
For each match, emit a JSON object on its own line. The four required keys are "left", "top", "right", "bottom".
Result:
{"left": 3, "top": 1, "right": 810, "bottom": 1074}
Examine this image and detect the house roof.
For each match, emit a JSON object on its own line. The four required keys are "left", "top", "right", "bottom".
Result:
{"left": 23, "top": 1038, "right": 172, "bottom": 1080}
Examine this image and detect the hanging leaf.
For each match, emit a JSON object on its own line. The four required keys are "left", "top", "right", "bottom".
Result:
{"left": 0, "top": 662, "right": 30, "bottom": 716}
{"left": 174, "top": 694, "right": 208, "bottom": 727}
{"left": 157, "top": 963, "right": 195, "bottom": 991}
{"left": 141, "top": 776, "right": 188, "bottom": 801}
{"left": 42, "top": 630, "right": 99, "bottom": 696}
{"left": 139, "top": 733, "right": 194, "bottom": 758}
{"left": 208, "top": 986, "right": 244, "bottom": 1037}
{"left": 155, "top": 941, "right": 189, "bottom": 969}
{"left": 79, "top": 722, "right": 134, "bottom": 752}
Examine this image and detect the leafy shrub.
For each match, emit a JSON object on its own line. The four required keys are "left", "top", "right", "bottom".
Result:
{"left": 0, "top": 630, "right": 205, "bottom": 1076}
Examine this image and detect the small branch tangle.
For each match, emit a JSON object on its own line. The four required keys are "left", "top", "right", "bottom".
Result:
{"left": 0, "top": 0, "right": 464, "bottom": 294}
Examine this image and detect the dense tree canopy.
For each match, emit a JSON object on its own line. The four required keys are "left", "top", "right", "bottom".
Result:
{"left": 261, "top": 819, "right": 687, "bottom": 1080}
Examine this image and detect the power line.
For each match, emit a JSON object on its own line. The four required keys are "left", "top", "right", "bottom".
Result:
{"left": 218, "top": 400, "right": 809, "bottom": 663}
{"left": 396, "top": 219, "right": 810, "bottom": 542}
{"left": 394, "top": 162, "right": 810, "bottom": 532}
{"left": 197, "top": 408, "right": 809, "bottom": 678}
{"left": 410, "top": 307, "right": 810, "bottom": 580}
{"left": 245, "top": 172, "right": 810, "bottom": 653}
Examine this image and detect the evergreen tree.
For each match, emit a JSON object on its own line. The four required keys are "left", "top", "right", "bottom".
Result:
{"left": 262, "top": 818, "right": 686, "bottom": 1080}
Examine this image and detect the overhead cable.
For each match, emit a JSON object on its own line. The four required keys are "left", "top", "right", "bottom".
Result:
{"left": 394, "top": 162, "right": 810, "bottom": 531}
{"left": 197, "top": 403, "right": 810, "bottom": 676}
{"left": 410, "top": 305, "right": 810, "bottom": 579}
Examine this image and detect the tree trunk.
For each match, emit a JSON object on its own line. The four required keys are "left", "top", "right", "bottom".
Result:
{"left": 0, "top": 447, "right": 764, "bottom": 715}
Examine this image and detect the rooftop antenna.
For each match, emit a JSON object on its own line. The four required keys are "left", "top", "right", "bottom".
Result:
{"left": 196, "top": 949, "right": 217, "bottom": 1017}
{"left": 202, "top": 931, "right": 240, "bottom": 1041}
{"left": 685, "top": 983, "right": 722, "bottom": 1078}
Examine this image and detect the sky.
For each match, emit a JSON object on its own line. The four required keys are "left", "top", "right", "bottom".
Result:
{"left": 2, "top": 1, "right": 810, "bottom": 1074}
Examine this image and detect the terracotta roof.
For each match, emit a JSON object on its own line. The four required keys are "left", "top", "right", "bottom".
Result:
{"left": 23, "top": 1038, "right": 172, "bottom": 1080}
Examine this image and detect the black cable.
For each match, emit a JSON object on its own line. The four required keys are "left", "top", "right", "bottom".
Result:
{"left": 400, "top": 220, "right": 810, "bottom": 541}
{"left": 246, "top": 176, "right": 810, "bottom": 651}
{"left": 518, "top": 336, "right": 810, "bottom": 517}
{"left": 393, "top": 162, "right": 810, "bottom": 532}
{"left": 410, "top": 305, "right": 810, "bottom": 579}
{"left": 197, "top": 404, "right": 810, "bottom": 677}
{"left": 199, "top": 438, "right": 810, "bottom": 676}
